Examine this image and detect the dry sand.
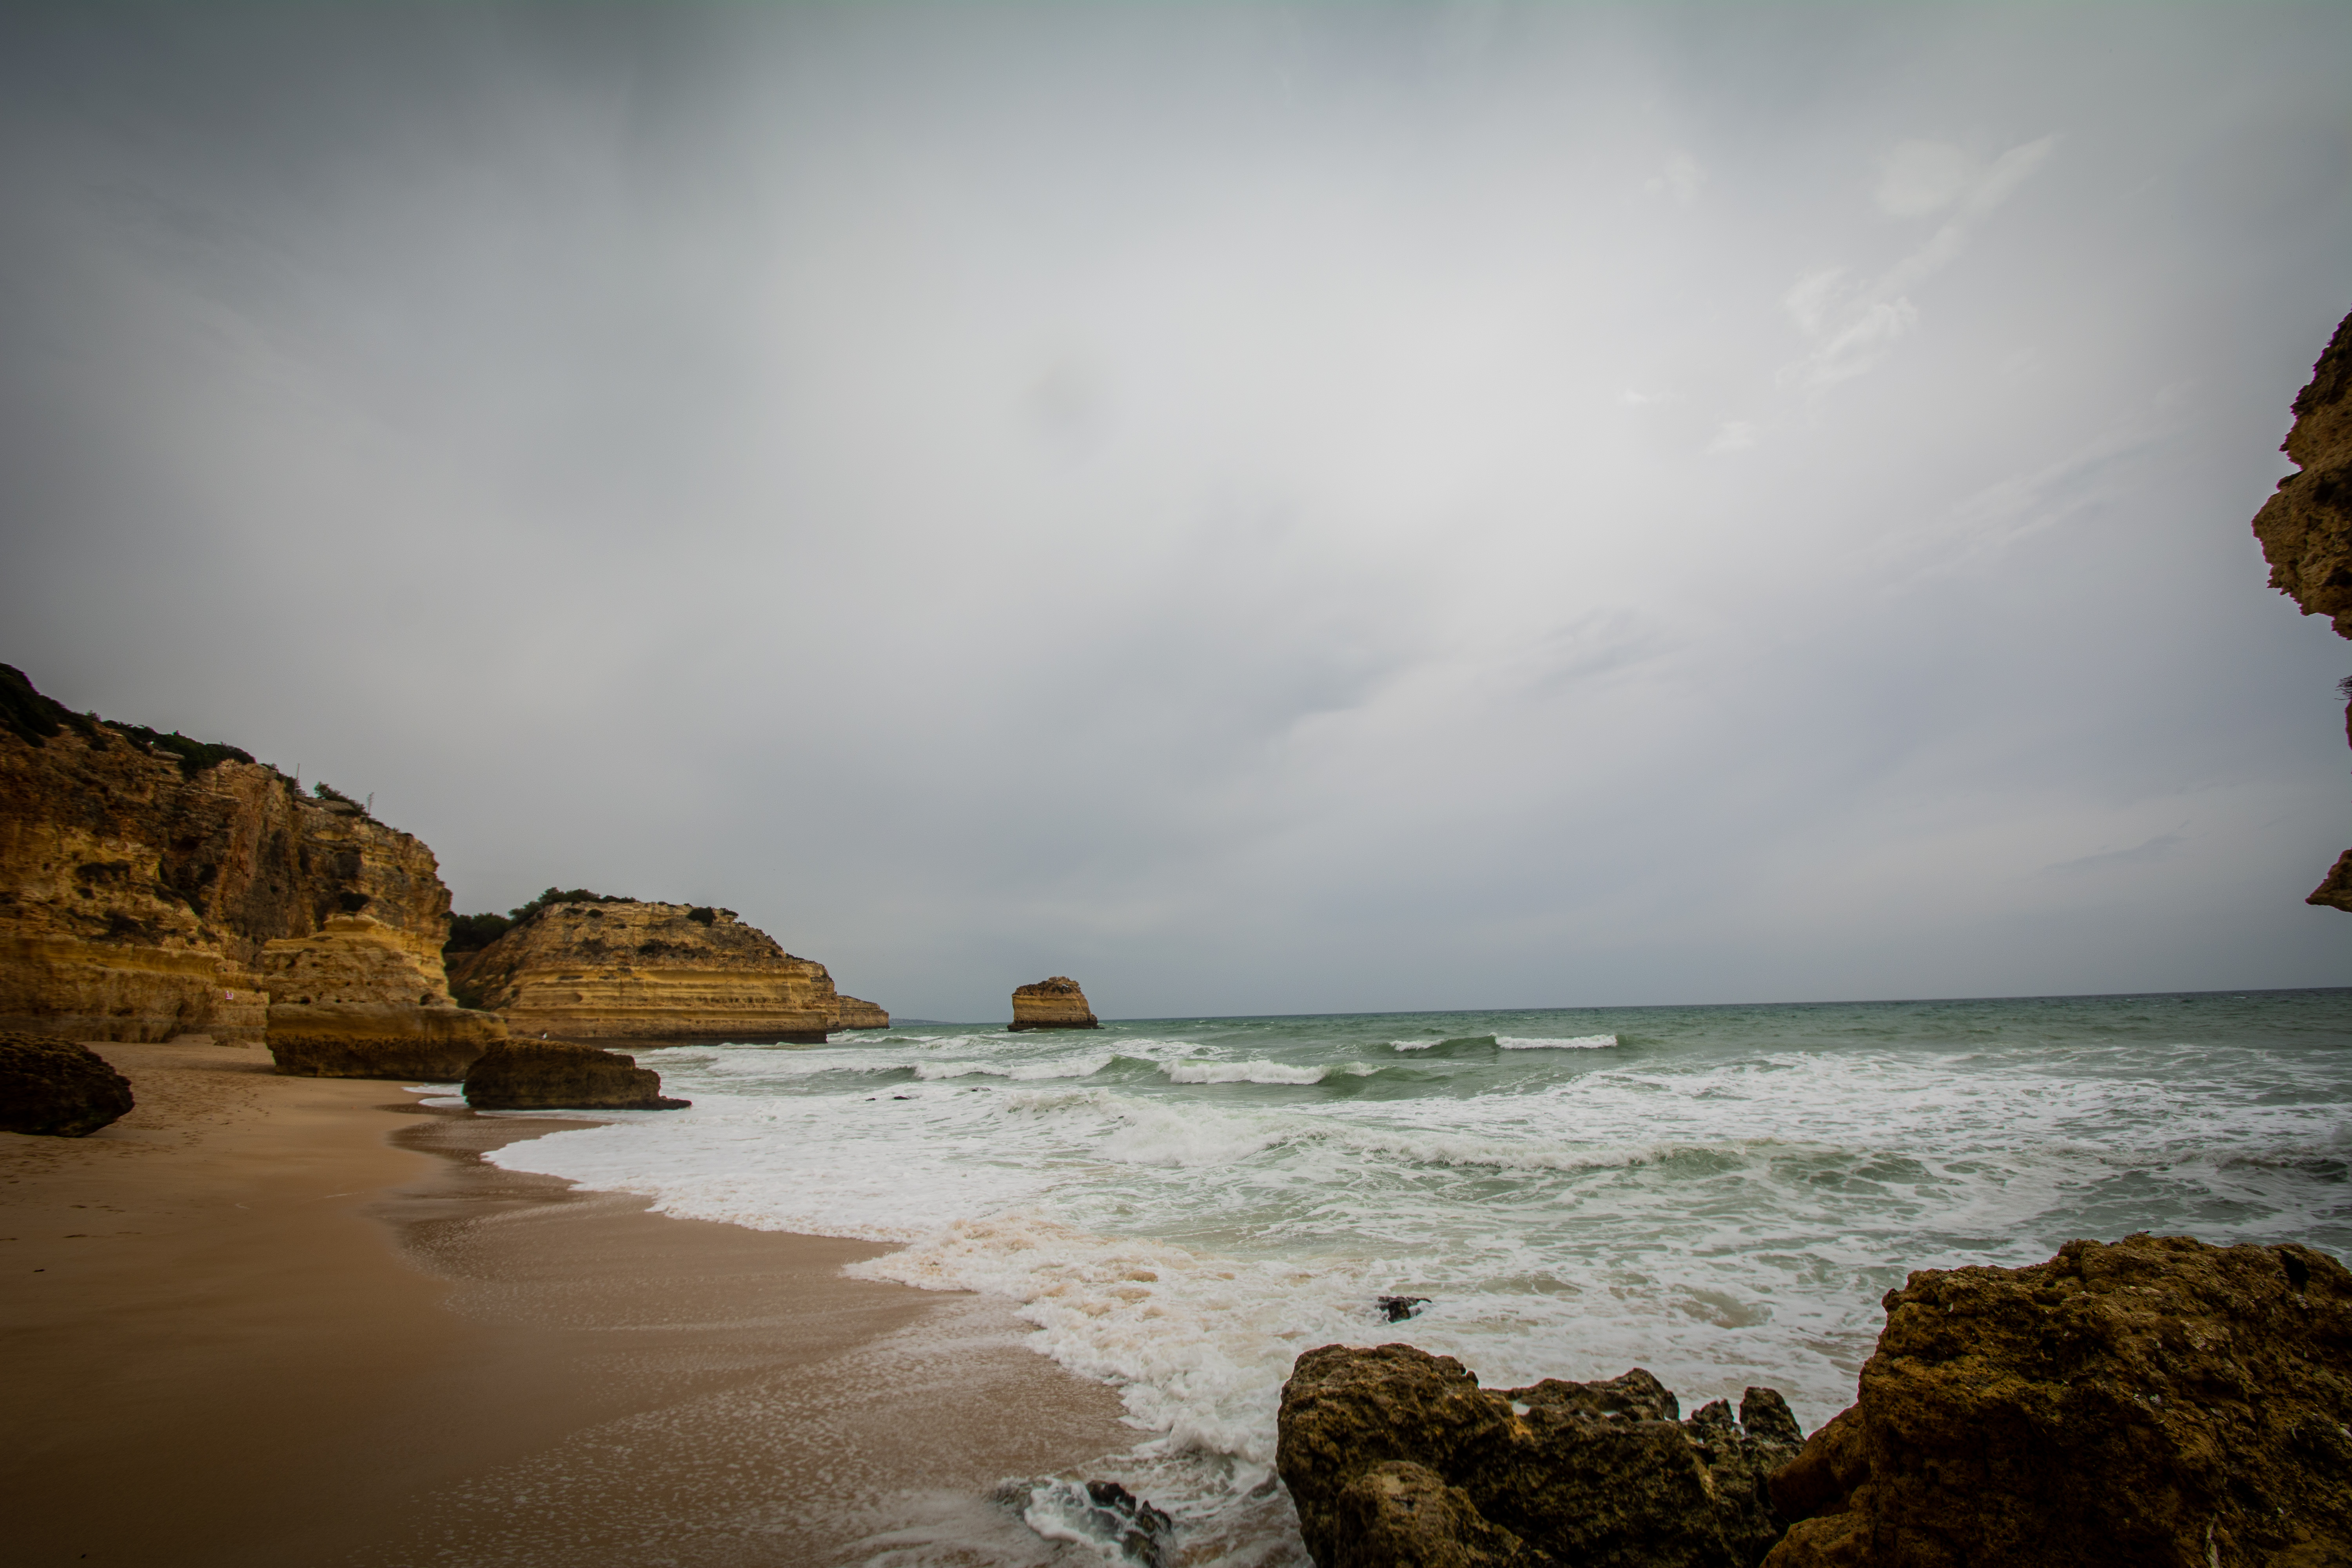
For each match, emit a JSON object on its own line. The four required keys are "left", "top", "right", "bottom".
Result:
{"left": 1, "top": 1041, "right": 1132, "bottom": 1567}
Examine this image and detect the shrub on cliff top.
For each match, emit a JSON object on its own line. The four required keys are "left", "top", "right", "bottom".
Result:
{"left": 507, "top": 887, "right": 637, "bottom": 925}
{"left": 2, "top": 663, "right": 255, "bottom": 775}
{"left": 446, "top": 912, "right": 513, "bottom": 953}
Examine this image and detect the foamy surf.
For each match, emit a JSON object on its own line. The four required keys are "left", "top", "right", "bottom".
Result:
{"left": 479, "top": 992, "right": 2352, "bottom": 1566}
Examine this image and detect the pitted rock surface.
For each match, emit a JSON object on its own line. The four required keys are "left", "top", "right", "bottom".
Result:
{"left": 0, "top": 1030, "right": 135, "bottom": 1136}
{"left": 1278, "top": 1343, "right": 1802, "bottom": 1568}
{"left": 1763, "top": 1233, "right": 2352, "bottom": 1568}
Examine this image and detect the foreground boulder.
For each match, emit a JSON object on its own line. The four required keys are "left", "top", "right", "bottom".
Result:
{"left": 0, "top": 1031, "right": 134, "bottom": 1136}
{"left": 263, "top": 914, "right": 506, "bottom": 1079}
{"left": 1278, "top": 1343, "right": 1802, "bottom": 1568}
{"left": 1764, "top": 1234, "right": 2352, "bottom": 1568}
{"left": 1011, "top": 976, "right": 1100, "bottom": 1031}
{"left": 462, "top": 1040, "right": 688, "bottom": 1111}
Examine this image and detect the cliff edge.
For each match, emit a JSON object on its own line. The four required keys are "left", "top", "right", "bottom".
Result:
{"left": 447, "top": 899, "right": 879, "bottom": 1045}
{"left": 0, "top": 664, "right": 461, "bottom": 1042}
{"left": 2250, "top": 309, "right": 2352, "bottom": 910}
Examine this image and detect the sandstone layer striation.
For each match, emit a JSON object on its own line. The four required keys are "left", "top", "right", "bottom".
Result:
{"left": 2249, "top": 310, "right": 2352, "bottom": 909}
{"left": 1, "top": 664, "right": 458, "bottom": 1043}
{"left": 1278, "top": 1342, "right": 1803, "bottom": 1568}
{"left": 462, "top": 1040, "right": 688, "bottom": 1110}
{"left": 0, "top": 1030, "right": 135, "bottom": 1136}
{"left": 1011, "top": 976, "right": 1100, "bottom": 1031}
{"left": 261, "top": 914, "right": 505, "bottom": 1079}
{"left": 447, "top": 900, "right": 870, "bottom": 1045}
{"left": 1764, "top": 1233, "right": 2352, "bottom": 1568}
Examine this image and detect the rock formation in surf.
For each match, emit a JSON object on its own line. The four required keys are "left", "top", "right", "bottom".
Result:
{"left": 1010, "top": 976, "right": 1100, "bottom": 1031}
{"left": 833, "top": 994, "right": 891, "bottom": 1030}
{"left": 445, "top": 898, "right": 873, "bottom": 1045}
{"left": 2249, "top": 309, "right": 2352, "bottom": 910}
{"left": 462, "top": 1039, "right": 688, "bottom": 1111}
{"left": 0, "top": 1031, "right": 136, "bottom": 1136}
{"left": 260, "top": 913, "right": 506, "bottom": 1079}
{"left": 1764, "top": 1233, "right": 2352, "bottom": 1568}
{"left": 0, "top": 663, "right": 465, "bottom": 1045}
{"left": 1278, "top": 1341, "right": 1803, "bottom": 1568}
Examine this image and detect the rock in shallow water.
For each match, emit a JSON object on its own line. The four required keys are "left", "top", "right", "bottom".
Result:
{"left": 0, "top": 1030, "right": 134, "bottom": 1136}
{"left": 1763, "top": 1232, "right": 2352, "bottom": 1568}
{"left": 462, "top": 1040, "right": 688, "bottom": 1111}
{"left": 1278, "top": 1343, "right": 1802, "bottom": 1568}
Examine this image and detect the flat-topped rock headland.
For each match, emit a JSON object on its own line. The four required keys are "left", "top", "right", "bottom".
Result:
{"left": 0, "top": 663, "right": 468, "bottom": 1050}
{"left": 261, "top": 913, "right": 506, "bottom": 1079}
{"left": 1010, "top": 975, "right": 1100, "bottom": 1031}
{"left": 2250, "top": 309, "right": 2352, "bottom": 910}
{"left": 446, "top": 895, "right": 882, "bottom": 1045}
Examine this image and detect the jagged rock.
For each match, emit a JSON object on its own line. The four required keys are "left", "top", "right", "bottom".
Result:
{"left": 0, "top": 1030, "right": 134, "bottom": 1136}
{"left": 2308, "top": 848, "right": 2352, "bottom": 913}
{"left": 1011, "top": 976, "right": 1100, "bottom": 1031}
{"left": 462, "top": 1040, "right": 688, "bottom": 1111}
{"left": 835, "top": 994, "right": 890, "bottom": 1029}
{"left": 2250, "top": 311, "right": 2352, "bottom": 909}
{"left": 446, "top": 900, "right": 871, "bottom": 1045}
{"left": 1278, "top": 1343, "right": 1803, "bottom": 1568}
{"left": 1763, "top": 1233, "right": 2352, "bottom": 1568}
{"left": 261, "top": 914, "right": 505, "bottom": 1078}
{"left": 0, "top": 664, "right": 457, "bottom": 1041}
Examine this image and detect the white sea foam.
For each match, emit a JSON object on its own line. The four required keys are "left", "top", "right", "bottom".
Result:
{"left": 1164, "top": 1059, "right": 1332, "bottom": 1085}
{"left": 1496, "top": 1033, "right": 1619, "bottom": 1050}
{"left": 479, "top": 1000, "right": 2352, "bottom": 1564}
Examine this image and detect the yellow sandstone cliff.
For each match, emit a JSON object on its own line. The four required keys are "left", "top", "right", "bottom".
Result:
{"left": 260, "top": 914, "right": 505, "bottom": 1078}
{"left": 1010, "top": 976, "right": 1100, "bottom": 1031}
{"left": 0, "top": 666, "right": 466, "bottom": 1043}
{"left": 2250, "top": 309, "right": 2352, "bottom": 911}
{"left": 446, "top": 900, "right": 885, "bottom": 1045}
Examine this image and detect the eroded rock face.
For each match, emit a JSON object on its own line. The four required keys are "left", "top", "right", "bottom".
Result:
{"left": 1278, "top": 1343, "right": 1803, "bottom": 1568}
{"left": 835, "top": 995, "right": 890, "bottom": 1029}
{"left": 1764, "top": 1233, "right": 2352, "bottom": 1568}
{"left": 0, "top": 1031, "right": 135, "bottom": 1136}
{"left": 1, "top": 665, "right": 455, "bottom": 1041}
{"left": 1011, "top": 976, "right": 1099, "bottom": 1031}
{"left": 446, "top": 901, "right": 864, "bottom": 1045}
{"left": 261, "top": 914, "right": 506, "bottom": 1079}
{"left": 462, "top": 1040, "right": 688, "bottom": 1110}
{"left": 2249, "top": 311, "right": 2352, "bottom": 909}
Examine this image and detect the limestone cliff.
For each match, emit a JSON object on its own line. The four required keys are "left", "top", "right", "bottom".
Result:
{"left": 834, "top": 995, "right": 890, "bottom": 1030}
{"left": 446, "top": 900, "right": 875, "bottom": 1045}
{"left": 1010, "top": 976, "right": 1100, "bottom": 1031}
{"left": 1, "top": 664, "right": 458, "bottom": 1041}
{"left": 260, "top": 914, "right": 505, "bottom": 1078}
{"left": 2251, "top": 310, "right": 2352, "bottom": 911}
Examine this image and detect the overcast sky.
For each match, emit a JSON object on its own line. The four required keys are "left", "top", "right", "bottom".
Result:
{"left": 3, "top": 4, "right": 2347, "bottom": 1020}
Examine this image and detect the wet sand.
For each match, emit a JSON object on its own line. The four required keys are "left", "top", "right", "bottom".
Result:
{"left": 1, "top": 1041, "right": 1132, "bottom": 1566}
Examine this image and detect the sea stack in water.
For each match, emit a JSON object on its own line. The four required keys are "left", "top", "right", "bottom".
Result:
{"left": 446, "top": 898, "right": 878, "bottom": 1045}
{"left": 0, "top": 1031, "right": 135, "bottom": 1136}
{"left": 462, "top": 1040, "right": 688, "bottom": 1111}
{"left": 1765, "top": 1233, "right": 2352, "bottom": 1568}
{"left": 1010, "top": 976, "right": 1099, "bottom": 1031}
{"left": 1278, "top": 1342, "right": 1802, "bottom": 1568}
{"left": 2249, "top": 309, "right": 2352, "bottom": 910}
{"left": 0, "top": 663, "right": 465, "bottom": 1045}
{"left": 261, "top": 914, "right": 506, "bottom": 1080}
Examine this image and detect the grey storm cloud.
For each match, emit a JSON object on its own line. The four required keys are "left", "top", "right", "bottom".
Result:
{"left": 1, "top": 3, "right": 2346, "bottom": 1020}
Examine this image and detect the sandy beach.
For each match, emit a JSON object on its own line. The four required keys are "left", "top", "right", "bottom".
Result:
{"left": 1, "top": 1042, "right": 1132, "bottom": 1568}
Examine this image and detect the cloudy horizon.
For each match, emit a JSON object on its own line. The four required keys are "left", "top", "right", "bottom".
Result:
{"left": 3, "top": 4, "right": 2346, "bottom": 1020}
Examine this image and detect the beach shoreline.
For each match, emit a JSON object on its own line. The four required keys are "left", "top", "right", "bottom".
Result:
{"left": 1, "top": 1041, "right": 1132, "bottom": 1567}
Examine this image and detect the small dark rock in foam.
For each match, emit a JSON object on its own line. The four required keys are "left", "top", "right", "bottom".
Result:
{"left": 1081, "top": 1481, "right": 1172, "bottom": 1568}
{"left": 1278, "top": 1342, "right": 1802, "bottom": 1568}
{"left": 1377, "top": 1294, "right": 1430, "bottom": 1323}
{"left": 462, "top": 1040, "right": 688, "bottom": 1111}
{"left": 0, "top": 1031, "right": 135, "bottom": 1136}
{"left": 1764, "top": 1232, "right": 2352, "bottom": 1568}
